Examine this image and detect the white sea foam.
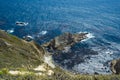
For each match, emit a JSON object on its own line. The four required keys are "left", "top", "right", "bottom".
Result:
{"left": 86, "top": 33, "right": 95, "bottom": 39}
{"left": 7, "top": 28, "right": 14, "bottom": 33}
{"left": 23, "top": 35, "right": 34, "bottom": 40}
{"left": 40, "top": 31, "right": 47, "bottom": 35}
{"left": 27, "top": 35, "right": 34, "bottom": 39}
{"left": 72, "top": 48, "right": 114, "bottom": 74}
{"left": 63, "top": 47, "right": 71, "bottom": 53}
{"left": 79, "top": 32, "right": 95, "bottom": 42}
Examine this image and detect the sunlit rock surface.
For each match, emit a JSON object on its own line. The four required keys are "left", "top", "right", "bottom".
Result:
{"left": 111, "top": 59, "right": 120, "bottom": 74}
{"left": 43, "top": 32, "right": 88, "bottom": 51}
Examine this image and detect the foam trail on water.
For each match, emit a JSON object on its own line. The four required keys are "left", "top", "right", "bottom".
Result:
{"left": 27, "top": 35, "right": 34, "bottom": 39}
{"left": 40, "top": 31, "right": 47, "bottom": 35}
{"left": 7, "top": 28, "right": 14, "bottom": 33}
{"left": 86, "top": 33, "right": 95, "bottom": 39}
{"left": 78, "top": 32, "right": 95, "bottom": 42}
{"left": 72, "top": 48, "right": 114, "bottom": 74}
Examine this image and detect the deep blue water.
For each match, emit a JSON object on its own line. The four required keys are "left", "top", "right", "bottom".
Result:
{"left": 0, "top": 0, "right": 120, "bottom": 74}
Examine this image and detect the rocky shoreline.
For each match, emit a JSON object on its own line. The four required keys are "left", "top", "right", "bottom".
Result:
{"left": 42, "top": 32, "right": 120, "bottom": 75}
{"left": 42, "top": 32, "right": 88, "bottom": 51}
{"left": 0, "top": 29, "right": 120, "bottom": 76}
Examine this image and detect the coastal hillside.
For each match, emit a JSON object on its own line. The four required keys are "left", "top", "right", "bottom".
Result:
{"left": 0, "top": 30, "right": 120, "bottom": 80}
{"left": 0, "top": 30, "right": 44, "bottom": 69}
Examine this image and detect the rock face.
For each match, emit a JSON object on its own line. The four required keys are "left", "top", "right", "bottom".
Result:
{"left": 111, "top": 59, "right": 120, "bottom": 74}
{"left": 43, "top": 32, "right": 88, "bottom": 51}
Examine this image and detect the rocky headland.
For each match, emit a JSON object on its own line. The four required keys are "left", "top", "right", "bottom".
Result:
{"left": 0, "top": 30, "right": 120, "bottom": 80}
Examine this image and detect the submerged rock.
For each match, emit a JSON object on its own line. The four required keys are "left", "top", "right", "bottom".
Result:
{"left": 42, "top": 32, "right": 88, "bottom": 51}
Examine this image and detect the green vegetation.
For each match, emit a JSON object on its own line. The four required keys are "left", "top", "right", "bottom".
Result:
{"left": 0, "top": 68, "right": 9, "bottom": 75}
{"left": 0, "top": 67, "right": 120, "bottom": 80}
{"left": 0, "top": 30, "right": 44, "bottom": 70}
{"left": 0, "top": 30, "right": 120, "bottom": 80}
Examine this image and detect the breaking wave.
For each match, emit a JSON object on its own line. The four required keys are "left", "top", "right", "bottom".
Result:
{"left": 7, "top": 28, "right": 14, "bottom": 33}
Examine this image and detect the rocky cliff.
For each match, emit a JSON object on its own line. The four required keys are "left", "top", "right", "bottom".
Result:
{"left": 0, "top": 30, "right": 120, "bottom": 80}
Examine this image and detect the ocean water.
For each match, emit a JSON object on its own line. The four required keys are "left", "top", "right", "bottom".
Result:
{"left": 0, "top": 0, "right": 120, "bottom": 74}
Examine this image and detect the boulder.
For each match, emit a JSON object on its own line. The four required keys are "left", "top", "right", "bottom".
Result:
{"left": 111, "top": 59, "right": 120, "bottom": 74}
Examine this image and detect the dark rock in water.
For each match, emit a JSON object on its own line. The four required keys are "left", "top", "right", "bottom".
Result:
{"left": 0, "top": 20, "right": 5, "bottom": 25}
{"left": 42, "top": 32, "right": 97, "bottom": 70}
{"left": 94, "top": 72, "right": 99, "bottom": 75}
{"left": 111, "top": 59, "right": 120, "bottom": 74}
{"left": 53, "top": 44, "right": 98, "bottom": 69}
{"left": 15, "top": 21, "right": 28, "bottom": 26}
{"left": 42, "top": 32, "right": 88, "bottom": 51}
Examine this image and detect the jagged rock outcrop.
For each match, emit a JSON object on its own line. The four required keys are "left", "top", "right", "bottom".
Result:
{"left": 42, "top": 32, "right": 88, "bottom": 51}
{"left": 111, "top": 59, "right": 120, "bottom": 74}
